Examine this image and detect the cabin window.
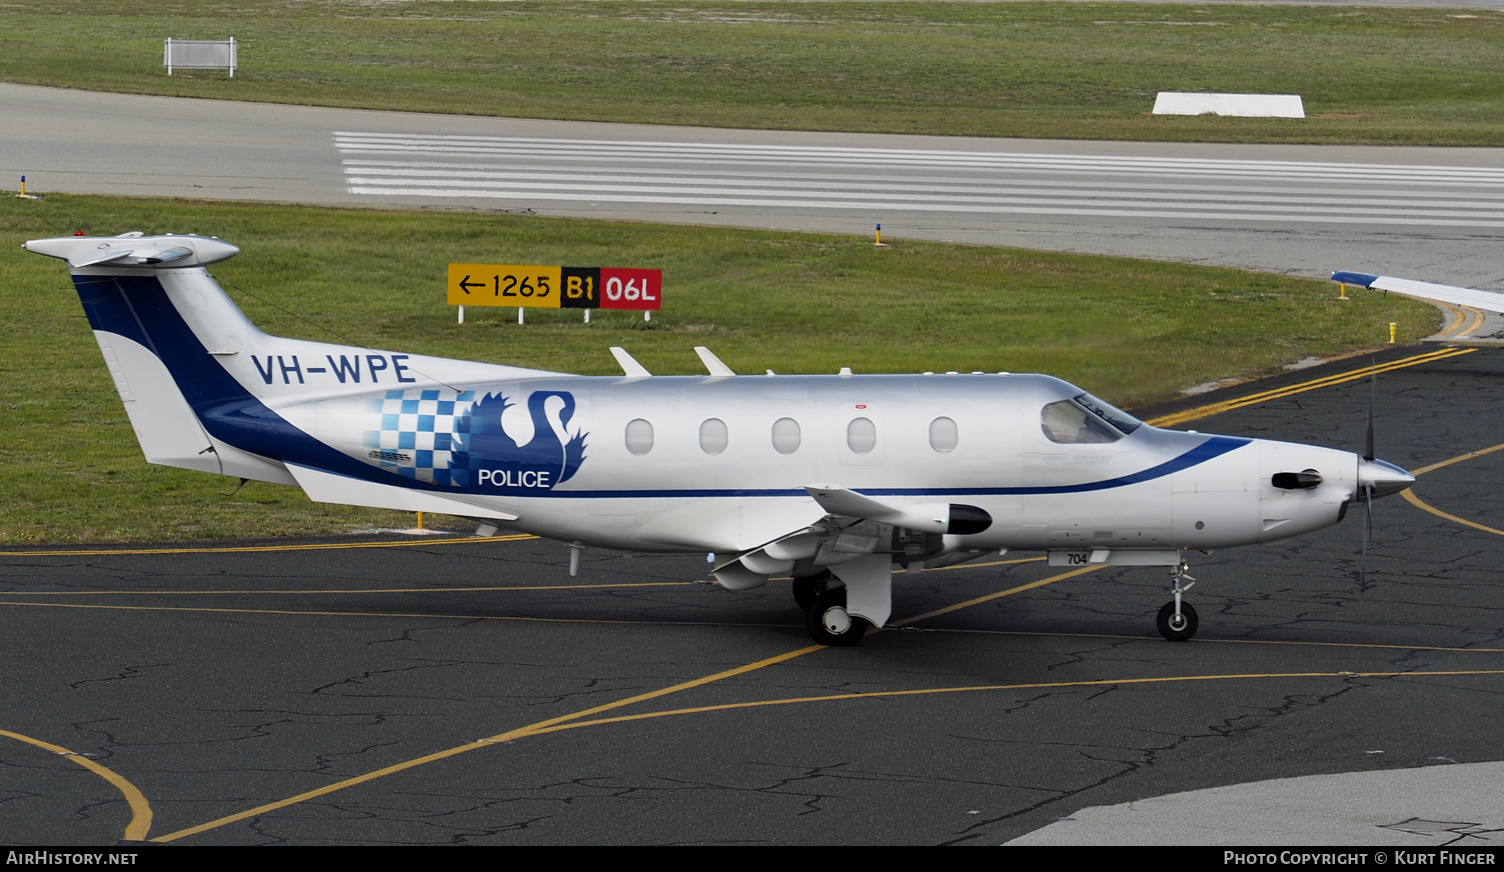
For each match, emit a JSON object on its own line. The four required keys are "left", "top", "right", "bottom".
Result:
{"left": 846, "top": 417, "right": 877, "bottom": 454}
{"left": 699, "top": 418, "right": 728, "bottom": 456}
{"left": 929, "top": 417, "right": 958, "bottom": 453}
{"left": 1041, "top": 399, "right": 1120, "bottom": 444}
{"left": 771, "top": 417, "right": 801, "bottom": 455}
{"left": 625, "top": 418, "right": 654, "bottom": 455}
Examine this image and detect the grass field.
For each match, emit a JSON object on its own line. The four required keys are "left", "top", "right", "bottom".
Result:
{"left": 0, "top": 193, "right": 1434, "bottom": 543}
{"left": 1, "top": 1, "right": 1502, "bottom": 145}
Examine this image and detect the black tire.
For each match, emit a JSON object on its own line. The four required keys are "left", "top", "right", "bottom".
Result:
{"left": 806, "top": 588, "right": 868, "bottom": 647}
{"left": 1156, "top": 601, "right": 1198, "bottom": 642}
{"left": 792, "top": 570, "right": 831, "bottom": 611}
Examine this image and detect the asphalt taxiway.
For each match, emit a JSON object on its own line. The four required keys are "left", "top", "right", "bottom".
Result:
{"left": 2, "top": 346, "right": 1502, "bottom": 845}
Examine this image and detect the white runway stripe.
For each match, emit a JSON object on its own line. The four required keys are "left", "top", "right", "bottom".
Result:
{"left": 335, "top": 133, "right": 1504, "bottom": 227}
{"left": 342, "top": 165, "right": 1504, "bottom": 211}
{"left": 335, "top": 134, "right": 1504, "bottom": 183}
{"left": 342, "top": 158, "right": 1504, "bottom": 203}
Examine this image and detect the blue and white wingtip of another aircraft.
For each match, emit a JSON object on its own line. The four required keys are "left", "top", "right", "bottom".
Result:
{"left": 1330, "top": 270, "right": 1381, "bottom": 288}
{"left": 1329, "top": 270, "right": 1504, "bottom": 315}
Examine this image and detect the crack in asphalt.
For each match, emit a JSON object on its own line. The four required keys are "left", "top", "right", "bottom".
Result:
{"left": 68, "top": 664, "right": 171, "bottom": 690}
{"left": 939, "top": 677, "right": 1373, "bottom": 844}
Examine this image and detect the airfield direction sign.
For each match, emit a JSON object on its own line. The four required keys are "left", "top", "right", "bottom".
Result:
{"left": 447, "top": 263, "right": 661, "bottom": 311}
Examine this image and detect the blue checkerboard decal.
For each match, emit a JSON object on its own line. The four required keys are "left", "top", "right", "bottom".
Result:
{"left": 362, "top": 389, "right": 476, "bottom": 486}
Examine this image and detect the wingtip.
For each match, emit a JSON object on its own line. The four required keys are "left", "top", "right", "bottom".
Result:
{"left": 1330, "top": 270, "right": 1380, "bottom": 288}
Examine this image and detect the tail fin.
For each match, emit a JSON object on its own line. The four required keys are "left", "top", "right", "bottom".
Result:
{"left": 26, "top": 233, "right": 294, "bottom": 484}
{"left": 28, "top": 232, "right": 561, "bottom": 512}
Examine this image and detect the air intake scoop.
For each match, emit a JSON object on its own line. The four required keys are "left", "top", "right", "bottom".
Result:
{"left": 1272, "top": 469, "right": 1323, "bottom": 490}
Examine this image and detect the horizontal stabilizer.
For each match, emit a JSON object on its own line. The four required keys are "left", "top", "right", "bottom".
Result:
{"left": 24, "top": 233, "right": 240, "bottom": 269}
{"left": 287, "top": 464, "right": 520, "bottom": 521}
{"left": 1331, "top": 271, "right": 1504, "bottom": 315}
{"left": 71, "top": 246, "right": 195, "bottom": 268}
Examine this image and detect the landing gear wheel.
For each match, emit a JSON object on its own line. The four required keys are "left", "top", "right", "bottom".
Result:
{"left": 1156, "top": 601, "right": 1198, "bottom": 642}
{"left": 792, "top": 570, "right": 832, "bottom": 611}
{"left": 807, "top": 588, "right": 868, "bottom": 647}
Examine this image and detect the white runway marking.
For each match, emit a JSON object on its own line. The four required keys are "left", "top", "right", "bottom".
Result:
{"left": 336, "top": 132, "right": 1504, "bottom": 228}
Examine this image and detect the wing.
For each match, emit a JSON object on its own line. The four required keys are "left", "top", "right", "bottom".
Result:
{"left": 710, "top": 487, "right": 994, "bottom": 587}
{"left": 1331, "top": 271, "right": 1504, "bottom": 314}
{"left": 805, "top": 485, "right": 992, "bottom": 535}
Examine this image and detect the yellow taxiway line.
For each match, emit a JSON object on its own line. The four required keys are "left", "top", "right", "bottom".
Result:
{"left": 1148, "top": 347, "right": 1475, "bottom": 428}
{"left": 0, "top": 581, "right": 697, "bottom": 597}
{"left": 0, "top": 729, "right": 153, "bottom": 841}
{"left": 1403, "top": 490, "right": 1504, "bottom": 538}
{"left": 1455, "top": 305, "right": 1488, "bottom": 340}
{"left": 1428, "top": 300, "right": 1485, "bottom": 341}
{"left": 149, "top": 643, "right": 826, "bottom": 843}
{"left": 1397, "top": 440, "right": 1504, "bottom": 538}
{"left": 0, "top": 533, "right": 535, "bottom": 557}
{"left": 152, "top": 659, "right": 1504, "bottom": 843}
{"left": 146, "top": 564, "right": 1097, "bottom": 843}
{"left": 1409, "top": 440, "right": 1504, "bottom": 478}
{"left": 522, "top": 670, "right": 1504, "bottom": 738}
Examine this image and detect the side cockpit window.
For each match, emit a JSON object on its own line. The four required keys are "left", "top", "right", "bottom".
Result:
{"left": 1041, "top": 393, "right": 1138, "bottom": 444}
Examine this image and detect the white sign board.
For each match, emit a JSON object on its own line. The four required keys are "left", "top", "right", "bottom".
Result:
{"left": 1153, "top": 92, "right": 1304, "bottom": 118}
{"left": 165, "top": 38, "right": 237, "bottom": 77}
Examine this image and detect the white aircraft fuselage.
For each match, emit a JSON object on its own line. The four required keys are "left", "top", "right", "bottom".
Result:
{"left": 26, "top": 233, "right": 1414, "bottom": 646}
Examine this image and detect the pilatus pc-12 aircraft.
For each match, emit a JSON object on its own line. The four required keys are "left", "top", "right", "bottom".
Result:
{"left": 26, "top": 232, "right": 1416, "bottom": 647}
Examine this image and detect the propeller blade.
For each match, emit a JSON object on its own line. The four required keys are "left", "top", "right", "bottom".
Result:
{"left": 1361, "top": 482, "right": 1373, "bottom": 585}
{"left": 1364, "top": 358, "right": 1376, "bottom": 461}
{"left": 1360, "top": 358, "right": 1375, "bottom": 585}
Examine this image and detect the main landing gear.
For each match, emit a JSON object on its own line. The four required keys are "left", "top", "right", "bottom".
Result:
{"left": 793, "top": 571, "right": 869, "bottom": 647}
{"left": 1156, "top": 562, "right": 1198, "bottom": 642}
{"left": 791, "top": 570, "right": 829, "bottom": 611}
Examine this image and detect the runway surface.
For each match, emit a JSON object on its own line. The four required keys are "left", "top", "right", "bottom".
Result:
{"left": 2, "top": 346, "right": 1502, "bottom": 845}
{"left": 4, "top": 83, "right": 1504, "bottom": 288}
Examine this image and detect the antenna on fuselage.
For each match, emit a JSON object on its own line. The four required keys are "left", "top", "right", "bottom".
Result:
{"left": 694, "top": 346, "right": 735, "bottom": 377}
{"left": 610, "top": 347, "right": 651, "bottom": 378}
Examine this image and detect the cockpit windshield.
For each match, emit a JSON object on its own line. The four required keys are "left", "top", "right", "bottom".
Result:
{"left": 1074, "top": 392, "right": 1141, "bottom": 435}
{"left": 1040, "top": 393, "right": 1141, "bottom": 444}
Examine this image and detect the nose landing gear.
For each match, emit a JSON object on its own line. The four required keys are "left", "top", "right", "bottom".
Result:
{"left": 1156, "top": 562, "right": 1198, "bottom": 642}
